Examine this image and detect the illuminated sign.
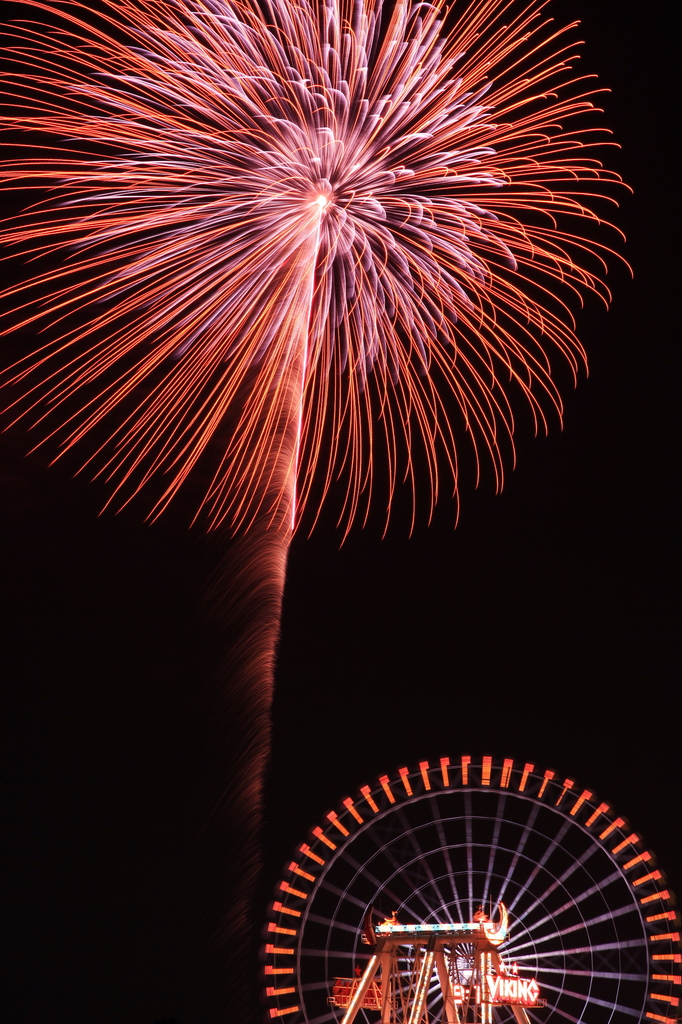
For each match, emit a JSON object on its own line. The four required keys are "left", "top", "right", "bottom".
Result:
{"left": 449, "top": 977, "right": 541, "bottom": 1007}
{"left": 487, "top": 975, "right": 541, "bottom": 1005}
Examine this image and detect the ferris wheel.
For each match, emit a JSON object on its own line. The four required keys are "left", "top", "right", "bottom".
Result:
{"left": 260, "top": 755, "right": 680, "bottom": 1023}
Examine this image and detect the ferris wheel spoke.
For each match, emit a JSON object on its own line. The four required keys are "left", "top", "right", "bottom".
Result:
{"left": 337, "top": 850, "right": 385, "bottom": 892}
{"left": 464, "top": 791, "right": 474, "bottom": 918}
{"left": 390, "top": 863, "right": 440, "bottom": 921}
{"left": 533, "top": 966, "right": 649, "bottom": 982}
{"left": 301, "top": 947, "right": 359, "bottom": 958}
{"left": 307, "top": 912, "right": 356, "bottom": 931}
{"left": 333, "top": 848, "right": 408, "bottom": 913}
{"left": 425, "top": 799, "right": 473, "bottom": 917}
{"left": 536, "top": 1004, "right": 582, "bottom": 1024}
{"left": 301, "top": 980, "right": 339, "bottom": 993}
{"left": 309, "top": 914, "right": 362, "bottom": 938}
{"left": 357, "top": 813, "right": 445, "bottom": 920}
{"left": 514, "top": 846, "right": 613, "bottom": 928}
{"left": 432, "top": 802, "right": 464, "bottom": 912}
{"left": 539, "top": 980, "right": 643, "bottom": 1017}
{"left": 404, "top": 871, "right": 464, "bottom": 924}
{"left": 507, "top": 817, "right": 573, "bottom": 916}
{"left": 513, "top": 869, "right": 624, "bottom": 936}
{"left": 509, "top": 902, "right": 643, "bottom": 957}
{"left": 481, "top": 792, "right": 507, "bottom": 907}
{"left": 317, "top": 877, "right": 367, "bottom": 911}
{"left": 425, "top": 815, "right": 470, "bottom": 920}
{"left": 556, "top": 899, "right": 640, "bottom": 937}
{"left": 533, "top": 937, "right": 647, "bottom": 958}
{"left": 525, "top": 1010, "right": 552, "bottom": 1024}
{"left": 496, "top": 801, "right": 541, "bottom": 908}
{"left": 392, "top": 805, "right": 455, "bottom": 917}
{"left": 367, "top": 846, "right": 443, "bottom": 921}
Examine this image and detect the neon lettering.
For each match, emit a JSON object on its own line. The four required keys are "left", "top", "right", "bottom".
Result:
{"left": 483, "top": 973, "right": 541, "bottom": 1006}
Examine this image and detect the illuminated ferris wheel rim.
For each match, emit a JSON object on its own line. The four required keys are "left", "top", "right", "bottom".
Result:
{"left": 261, "top": 755, "right": 681, "bottom": 1023}
{"left": 297, "top": 794, "right": 647, "bottom": 931}
{"left": 290, "top": 758, "right": 667, "bottom": 941}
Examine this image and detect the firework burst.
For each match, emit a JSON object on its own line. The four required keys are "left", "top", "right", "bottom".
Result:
{"left": 1, "top": 0, "right": 622, "bottom": 536}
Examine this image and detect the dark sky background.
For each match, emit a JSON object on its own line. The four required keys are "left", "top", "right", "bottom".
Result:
{"left": 0, "top": 0, "right": 678, "bottom": 1021}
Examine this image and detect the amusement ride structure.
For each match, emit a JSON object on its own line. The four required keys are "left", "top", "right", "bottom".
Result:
{"left": 261, "top": 755, "right": 680, "bottom": 1022}
{"left": 328, "top": 903, "right": 545, "bottom": 1023}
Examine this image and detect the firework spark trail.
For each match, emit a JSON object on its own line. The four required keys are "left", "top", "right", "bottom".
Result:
{"left": 0, "top": 0, "right": 622, "bottom": 1012}
{"left": 201, "top": 523, "right": 290, "bottom": 1020}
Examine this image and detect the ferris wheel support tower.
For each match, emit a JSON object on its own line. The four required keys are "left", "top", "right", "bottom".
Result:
{"left": 334, "top": 905, "right": 543, "bottom": 1024}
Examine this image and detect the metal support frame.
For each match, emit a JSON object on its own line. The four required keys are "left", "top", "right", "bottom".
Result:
{"left": 336, "top": 910, "right": 542, "bottom": 1024}
{"left": 340, "top": 954, "right": 381, "bottom": 1024}
{"left": 408, "top": 938, "right": 436, "bottom": 1024}
{"left": 511, "top": 1009, "right": 531, "bottom": 1024}
{"left": 435, "top": 950, "right": 460, "bottom": 1023}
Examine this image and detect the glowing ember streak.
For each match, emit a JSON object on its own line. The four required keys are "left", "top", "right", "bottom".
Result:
{"left": 0, "top": 0, "right": 623, "bottom": 535}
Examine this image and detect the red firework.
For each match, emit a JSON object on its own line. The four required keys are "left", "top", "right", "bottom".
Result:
{"left": 0, "top": 0, "right": 623, "bottom": 538}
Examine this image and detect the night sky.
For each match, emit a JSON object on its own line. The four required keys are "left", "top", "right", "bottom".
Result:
{"left": 0, "top": 0, "right": 678, "bottom": 1022}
